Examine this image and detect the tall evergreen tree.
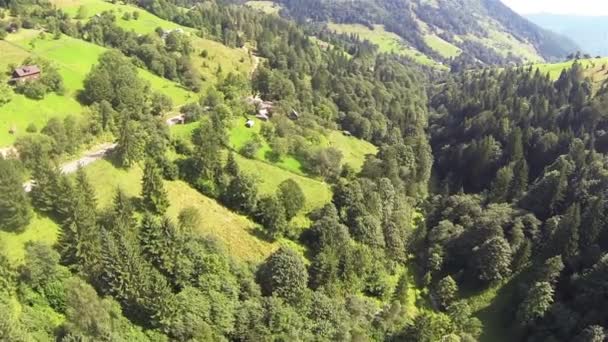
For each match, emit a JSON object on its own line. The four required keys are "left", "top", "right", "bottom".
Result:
{"left": 141, "top": 159, "right": 169, "bottom": 215}
{"left": 0, "top": 159, "right": 32, "bottom": 232}
{"left": 60, "top": 167, "right": 100, "bottom": 276}
{"left": 116, "top": 119, "right": 146, "bottom": 168}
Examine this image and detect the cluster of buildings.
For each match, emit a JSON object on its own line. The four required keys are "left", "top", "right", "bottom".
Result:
{"left": 245, "top": 96, "right": 299, "bottom": 128}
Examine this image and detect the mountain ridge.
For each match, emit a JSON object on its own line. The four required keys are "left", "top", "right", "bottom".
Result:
{"left": 271, "top": 0, "right": 579, "bottom": 68}
{"left": 526, "top": 13, "right": 608, "bottom": 57}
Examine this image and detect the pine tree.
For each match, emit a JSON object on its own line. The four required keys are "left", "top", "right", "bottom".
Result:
{"left": 553, "top": 203, "right": 581, "bottom": 260}
{"left": 0, "top": 159, "right": 32, "bottom": 232}
{"left": 510, "top": 158, "right": 528, "bottom": 200}
{"left": 490, "top": 164, "right": 513, "bottom": 203}
{"left": 110, "top": 189, "right": 137, "bottom": 235}
{"left": 59, "top": 167, "right": 100, "bottom": 276}
{"left": 516, "top": 281, "right": 554, "bottom": 326}
{"left": 581, "top": 196, "right": 605, "bottom": 248}
{"left": 116, "top": 118, "right": 146, "bottom": 168}
{"left": 141, "top": 159, "right": 169, "bottom": 215}
{"left": 435, "top": 275, "right": 458, "bottom": 309}
{"left": 30, "top": 155, "right": 61, "bottom": 214}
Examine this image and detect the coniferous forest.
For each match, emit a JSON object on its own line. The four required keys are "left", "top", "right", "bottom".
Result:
{"left": 1, "top": 0, "right": 608, "bottom": 341}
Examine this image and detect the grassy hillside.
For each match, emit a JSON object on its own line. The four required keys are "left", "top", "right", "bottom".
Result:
{"left": 328, "top": 23, "right": 446, "bottom": 69}
{"left": 423, "top": 34, "right": 461, "bottom": 58}
{"left": 530, "top": 57, "right": 608, "bottom": 94}
{"left": 228, "top": 117, "right": 303, "bottom": 174}
{"left": 245, "top": 0, "right": 282, "bottom": 14}
{"left": 322, "top": 131, "right": 377, "bottom": 171}
{"left": 51, "top": 0, "right": 254, "bottom": 88}
{"left": 234, "top": 154, "right": 332, "bottom": 214}
{"left": 84, "top": 159, "right": 277, "bottom": 262}
{"left": 0, "top": 30, "right": 193, "bottom": 147}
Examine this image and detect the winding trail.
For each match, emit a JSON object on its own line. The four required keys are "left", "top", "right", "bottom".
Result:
{"left": 22, "top": 143, "right": 117, "bottom": 192}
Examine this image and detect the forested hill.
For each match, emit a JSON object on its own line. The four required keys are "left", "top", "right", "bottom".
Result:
{"left": 3, "top": 0, "right": 608, "bottom": 340}
{"left": 271, "top": 0, "right": 578, "bottom": 68}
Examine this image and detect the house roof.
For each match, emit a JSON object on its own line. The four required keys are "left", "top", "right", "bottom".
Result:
{"left": 13, "top": 65, "right": 41, "bottom": 77}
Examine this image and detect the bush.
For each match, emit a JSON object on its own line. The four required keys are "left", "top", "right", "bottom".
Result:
{"left": 241, "top": 135, "right": 263, "bottom": 159}
{"left": 17, "top": 81, "right": 47, "bottom": 100}
{"left": 26, "top": 123, "right": 37, "bottom": 133}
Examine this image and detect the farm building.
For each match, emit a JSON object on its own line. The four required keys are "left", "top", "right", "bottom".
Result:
{"left": 255, "top": 111, "right": 270, "bottom": 121}
{"left": 10, "top": 65, "right": 41, "bottom": 83}
{"left": 289, "top": 109, "right": 300, "bottom": 120}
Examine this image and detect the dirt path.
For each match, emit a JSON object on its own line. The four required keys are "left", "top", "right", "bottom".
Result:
{"left": 22, "top": 142, "right": 117, "bottom": 192}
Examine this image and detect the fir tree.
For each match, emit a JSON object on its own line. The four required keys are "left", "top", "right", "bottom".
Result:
{"left": 0, "top": 159, "right": 32, "bottom": 231}
{"left": 141, "top": 159, "right": 169, "bottom": 215}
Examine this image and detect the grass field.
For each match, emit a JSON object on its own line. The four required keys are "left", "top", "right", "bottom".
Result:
{"left": 328, "top": 23, "right": 446, "bottom": 69}
{"left": 423, "top": 34, "right": 461, "bottom": 58}
{"left": 228, "top": 117, "right": 303, "bottom": 174}
{"left": 84, "top": 159, "right": 277, "bottom": 262}
{"left": 234, "top": 154, "right": 332, "bottom": 213}
{"left": 245, "top": 1, "right": 282, "bottom": 14}
{"left": 323, "top": 131, "right": 377, "bottom": 171}
{"left": 0, "top": 215, "right": 60, "bottom": 265}
{"left": 0, "top": 30, "right": 193, "bottom": 147}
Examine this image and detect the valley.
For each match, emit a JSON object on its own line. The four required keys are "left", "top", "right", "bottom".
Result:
{"left": 0, "top": 0, "right": 606, "bottom": 341}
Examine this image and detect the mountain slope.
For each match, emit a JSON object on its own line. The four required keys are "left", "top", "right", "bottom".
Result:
{"left": 526, "top": 13, "right": 608, "bottom": 57}
{"left": 275, "top": 0, "right": 578, "bottom": 67}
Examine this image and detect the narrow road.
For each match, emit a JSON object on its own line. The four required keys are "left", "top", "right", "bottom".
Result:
{"left": 22, "top": 143, "right": 117, "bottom": 192}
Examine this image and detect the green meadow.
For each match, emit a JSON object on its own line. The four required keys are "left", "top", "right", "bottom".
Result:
{"left": 0, "top": 215, "right": 60, "bottom": 265}
{"left": 328, "top": 23, "right": 446, "bottom": 69}
{"left": 84, "top": 159, "right": 278, "bottom": 262}
{"left": 423, "top": 34, "right": 461, "bottom": 58}
{"left": 245, "top": 1, "right": 282, "bottom": 14}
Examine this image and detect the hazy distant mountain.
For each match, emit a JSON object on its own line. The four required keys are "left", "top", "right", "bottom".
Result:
{"left": 526, "top": 13, "right": 608, "bottom": 56}
{"left": 275, "top": 0, "right": 579, "bottom": 65}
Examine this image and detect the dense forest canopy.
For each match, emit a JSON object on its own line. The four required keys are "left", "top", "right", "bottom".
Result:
{"left": 1, "top": 0, "right": 607, "bottom": 341}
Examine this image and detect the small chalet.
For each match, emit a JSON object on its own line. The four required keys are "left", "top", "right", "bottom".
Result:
{"left": 11, "top": 65, "right": 41, "bottom": 83}
{"left": 162, "top": 28, "right": 185, "bottom": 39}
{"left": 256, "top": 112, "right": 269, "bottom": 121}
{"left": 245, "top": 119, "right": 255, "bottom": 128}
{"left": 7, "top": 23, "right": 19, "bottom": 33}
{"left": 289, "top": 109, "right": 300, "bottom": 120}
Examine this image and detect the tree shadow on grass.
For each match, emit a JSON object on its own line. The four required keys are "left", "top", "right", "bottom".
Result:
{"left": 474, "top": 270, "right": 532, "bottom": 342}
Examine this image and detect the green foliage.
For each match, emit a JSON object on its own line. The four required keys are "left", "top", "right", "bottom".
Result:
{"left": 277, "top": 178, "right": 305, "bottom": 220}
{"left": 258, "top": 247, "right": 308, "bottom": 304}
{"left": 516, "top": 281, "right": 554, "bottom": 326}
{"left": 83, "top": 50, "right": 150, "bottom": 114}
{"left": 0, "top": 158, "right": 31, "bottom": 232}
{"left": 256, "top": 195, "right": 288, "bottom": 239}
{"left": 116, "top": 118, "right": 147, "bottom": 168}
{"left": 435, "top": 275, "right": 458, "bottom": 309}
{"left": 0, "top": 75, "right": 12, "bottom": 106}
{"left": 141, "top": 159, "right": 169, "bottom": 215}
